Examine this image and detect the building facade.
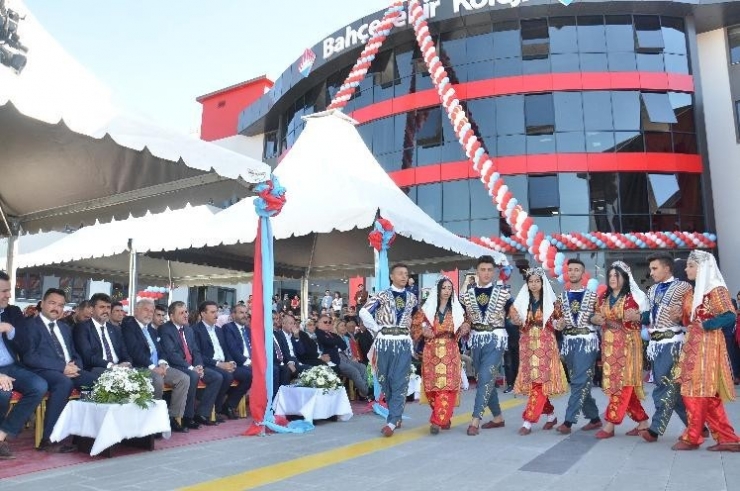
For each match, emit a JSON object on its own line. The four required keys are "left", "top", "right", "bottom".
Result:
{"left": 201, "top": 0, "right": 740, "bottom": 290}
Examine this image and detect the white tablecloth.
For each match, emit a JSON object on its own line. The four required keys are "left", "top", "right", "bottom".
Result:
{"left": 273, "top": 386, "right": 353, "bottom": 423}
{"left": 50, "top": 400, "right": 171, "bottom": 456}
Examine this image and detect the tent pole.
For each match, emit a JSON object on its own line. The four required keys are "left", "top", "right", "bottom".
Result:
{"left": 128, "top": 239, "right": 138, "bottom": 306}
{"left": 167, "top": 260, "right": 173, "bottom": 306}
{"left": 6, "top": 234, "right": 18, "bottom": 304}
{"left": 300, "top": 275, "right": 309, "bottom": 321}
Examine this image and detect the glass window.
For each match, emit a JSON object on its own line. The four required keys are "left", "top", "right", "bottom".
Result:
{"left": 522, "top": 57, "right": 551, "bottom": 75}
{"left": 372, "top": 50, "right": 398, "bottom": 88}
{"left": 642, "top": 92, "right": 678, "bottom": 124}
{"left": 506, "top": 175, "right": 529, "bottom": 209}
{"left": 549, "top": 17, "right": 579, "bottom": 54}
{"left": 619, "top": 173, "right": 649, "bottom": 214}
{"left": 608, "top": 52, "right": 637, "bottom": 71}
{"left": 621, "top": 216, "right": 651, "bottom": 233}
{"left": 637, "top": 53, "right": 665, "bottom": 72}
{"left": 521, "top": 19, "right": 549, "bottom": 60}
{"left": 614, "top": 131, "right": 644, "bottom": 152}
{"left": 470, "top": 179, "right": 497, "bottom": 220}
{"left": 493, "top": 57, "right": 523, "bottom": 77}
{"left": 443, "top": 180, "right": 471, "bottom": 222}
{"left": 525, "top": 93, "right": 555, "bottom": 135}
{"left": 377, "top": 151, "right": 404, "bottom": 173}
{"left": 395, "top": 42, "right": 416, "bottom": 79}
{"left": 577, "top": 16, "right": 606, "bottom": 53}
{"left": 372, "top": 118, "right": 395, "bottom": 155}
{"left": 443, "top": 220, "right": 471, "bottom": 237}
{"left": 644, "top": 132, "right": 673, "bottom": 152}
{"left": 672, "top": 133, "right": 697, "bottom": 154}
{"left": 416, "top": 144, "right": 442, "bottom": 167}
{"left": 496, "top": 135, "right": 526, "bottom": 157}
{"left": 554, "top": 92, "right": 584, "bottom": 131}
{"left": 467, "top": 61, "right": 495, "bottom": 81}
{"left": 583, "top": 91, "right": 613, "bottom": 130}
{"left": 440, "top": 30, "right": 467, "bottom": 66}
{"left": 551, "top": 53, "right": 580, "bottom": 72}
{"left": 664, "top": 53, "right": 689, "bottom": 74}
{"left": 496, "top": 95, "right": 525, "bottom": 135}
{"left": 680, "top": 215, "right": 705, "bottom": 232}
{"left": 559, "top": 173, "right": 589, "bottom": 214}
{"left": 471, "top": 218, "right": 499, "bottom": 237}
{"left": 528, "top": 174, "right": 560, "bottom": 215}
{"left": 556, "top": 132, "right": 586, "bottom": 152}
{"left": 440, "top": 139, "right": 469, "bottom": 162}
{"left": 492, "top": 21, "right": 521, "bottom": 59}
{"left": 662, "top": 18, "right": 687, "bottom": 55}
{"left": 605, "top": 15, "right": 635, "bottom": 52}
{"left": 579, "top": 53, "right": 608, "bottom": 72}
{"left": 648, "top": 173, "right": 680, "bottom": 213}
{"left": 467, "top": 98, "right": 496, "bottom": 138}
{"left": 416, "top": 108, "right": 443, "bottom": 147}
{"left": 263, "top": 132, "right": 279, "bottom": 160}
{"left": 527, "top": 134, "right": 556, "bottom": 154}
{"left": 589, "top": 172, "right": 620, "bottom": 215}
{"left": 417, "top": 183, "right": 442, "bottom": 221}
{"left": 652, "top": 213, "right": 680, "bottom": 231}
{"left": 586, "top": 131, "right": 615, "bottom": 152}
{"left": 560, "top": 215, "right": 590, "bottom": 234}
{"left": 676, "top": 173, "right": 704, "bottom": 215}
{"left": 612, "top": 91, "right": 641, "bottom": 131}
{"left": 635, "top": 16, "right": 665, "bottom": 52}
{"left": 534, "top": 216, "right": 561, "bottom": 235}
{"left": 730, "top": 26, "right": 740, "bottom": 65}
{"left": 467, "top": 25, "right": 494, "bottom": 63}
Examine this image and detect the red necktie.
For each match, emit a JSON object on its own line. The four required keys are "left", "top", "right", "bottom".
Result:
{"left": 179, "top": 327, "right": 193, "bottom": 365}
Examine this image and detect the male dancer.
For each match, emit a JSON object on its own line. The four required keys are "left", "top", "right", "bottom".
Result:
{"left": 359, "top": 263, "right": 418, "bottom": 437}
{"left": 460, "top": 255, "right": 519, "bottom": 436}
{"left": 555, "top": 259, "right": 602, "bottom": 434}
{"left": 639, "top": 252, "right": 691, "bottom": 442}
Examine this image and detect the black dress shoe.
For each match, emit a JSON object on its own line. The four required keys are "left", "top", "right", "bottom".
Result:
{"left": 170, "top": 418, "right": 189, "bottom": 433}
{"left": 221, "top": 406, "right": 238, "bottom": 420}
{"left": 194, "top": 415, "right": 217, "bottom": 426}
{"left": 38, "top": 438, "right": 77, "bottom": 453}
{"left": 503, "top": 385, "right": 514, "bottom": 394}
{"left": 183, "top": 417, "right": 201, "bottom": 430}
{"left": 215, "top": 414, "right": 226, "bottom": 424}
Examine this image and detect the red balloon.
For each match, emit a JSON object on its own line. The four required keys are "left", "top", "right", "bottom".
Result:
{"left": 597, "top": 284, "right": 608, "bottom": 297}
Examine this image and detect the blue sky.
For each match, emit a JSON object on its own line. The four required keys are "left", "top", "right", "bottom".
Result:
{"left": 24, "top": 0, "right": 391, "bottom": 134}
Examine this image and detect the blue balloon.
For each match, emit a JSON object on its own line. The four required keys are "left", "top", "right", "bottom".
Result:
{"left": 557, "top": 241, "right": 565, "bottom": 249}
{"left": 641, "top": 327, "right": 650, "bottom": 342}
{"left": 557, "top": 276, "right": 565, "bottom": 284}
{"left": 555, "top": 255, "right": 564, "bottom": 266}
{"left": 555, "top": 265, "right": 563, "bottom": 276}
{"left": 587, "top": 278, "right": 599, "bottom": 292}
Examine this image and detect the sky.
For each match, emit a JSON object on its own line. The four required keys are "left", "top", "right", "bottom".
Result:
{"left": 23, "top": 0, "right": 392, "bottom": 134}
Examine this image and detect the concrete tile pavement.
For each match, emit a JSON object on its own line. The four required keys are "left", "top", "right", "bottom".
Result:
{"left": 4, "top": 383, "right": 740, "bottom": 491}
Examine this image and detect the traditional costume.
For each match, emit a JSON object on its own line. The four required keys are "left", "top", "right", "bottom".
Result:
{"left": 359, "top": 285, "right": 418, "bottom": 435}
{"left": 410, "top": 277, "right": 464, "bottom": 433}
{"left": 461, "top": 279, "right": 512, "bottom": 434}
{"left": 513, "top": 268, "right": 567, "bottom": 434}
{"left": 595, "top": 262, "right": 649, "bottom": 436}
{"left": 673, "top": 250, "right": 740, "bottom": 451}
{"left": 640, "top": 267, "right": 692, "bottom": 440}
{"left": 556, "top": 279, "right": 601, "bottom": 431}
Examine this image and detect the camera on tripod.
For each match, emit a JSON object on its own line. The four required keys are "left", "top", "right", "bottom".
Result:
{"left": 0, "top": 0, "right": 28, "bottom": 74}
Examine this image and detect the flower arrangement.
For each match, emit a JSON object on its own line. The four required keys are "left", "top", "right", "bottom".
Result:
{"left": 89, "top": 367, "right": 155, "bottom": 409}
{"left": 298, "top": 365, "right": 343, "bottom": 394}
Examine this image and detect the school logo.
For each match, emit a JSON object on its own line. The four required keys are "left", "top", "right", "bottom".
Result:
{"left": 298, "top": 48, "right": 317, "bottom": 78}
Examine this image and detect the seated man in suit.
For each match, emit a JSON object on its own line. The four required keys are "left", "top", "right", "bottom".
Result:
{"left": 315, "top": 315, "right": 369, "bottom": 399}
{"left": 192, "top": 301, "right": 250, "bottom": 421}
{"left": 153, "top": 304, "right": 167, "bottom": 330}
{"left": 276, "top": 314, "right": 311, "bottom": 377}
{"left": 22, "top": 288, "right": 99, "bottom": 452}
{"left": 120, "top": 298, "right": 191, "bottom": 432}
{"left": 158, "top": 301, "right": 222, "bottom": 429}
{"left": 73, "top": 293, "right": 132, "bottom": 375}
{"left": 0, "top": 271, "right": 47, "bottom": 459}
{"left": 222, "top": 304, "right": 261, "bottom": 405}
{"left": 271, "top": 312, "right": 293, "bottom": 395}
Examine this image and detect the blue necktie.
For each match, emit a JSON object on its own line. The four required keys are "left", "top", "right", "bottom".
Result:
{"left": 241, "top": 327, "right": 251, "bottom": 357}
{"left": 142, "top": 325, "right": 158, "bottom": 365}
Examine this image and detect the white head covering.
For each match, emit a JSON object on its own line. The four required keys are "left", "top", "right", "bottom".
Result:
{"left": 421, "top": 276, "right": 465, "bottom": 332}
{"left": 610, "top": 261, "right": 649, "bottom": 312}
{"left": 514, "top": 267, "right": 556, "bottom": 326}
{"left": 688, "top": 250, "right": 727, "bottom": 320}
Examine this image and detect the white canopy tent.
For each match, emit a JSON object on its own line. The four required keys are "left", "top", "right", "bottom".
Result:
{"left": 145, "top": 111, "right": 507, "bottom": 317}
{"left": 0, "top": 0, "right": 270, "bottom": 297}
{"left": 15, "top": 204, "right": 253, "bottom": 288}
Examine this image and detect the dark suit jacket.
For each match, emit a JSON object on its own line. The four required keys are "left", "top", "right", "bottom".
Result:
{"left": 315, "top": 329, "right": 347, "bottom": 366}
{"left": 73, "top": 319, "right": 131, "bottom": 370}
{"left": 273, "top": 329, "right": 296, "bottom": 366}
{"left": 295, "top": 330, "right": 323, "bottom": 366}
{"left": 192, "top": 321, "right": 233, "bottom": 368}
{"left": 222, "top": 322, "right": 251, "bottom": 366}
{"left": 158, "top": 321, "right": 203, "bottom": 371}
{"left": 22, "top": 315, "right": 83, "bottom": 372}
{"left": 1, "top": 305, "right": 27, "bottom": 360}
{"left": 120, "top": 315, "right": 163, "bottom": 369}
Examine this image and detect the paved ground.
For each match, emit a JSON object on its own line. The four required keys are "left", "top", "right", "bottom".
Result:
{"left": 4, "top": 384, "right": 740, "bottom": 491}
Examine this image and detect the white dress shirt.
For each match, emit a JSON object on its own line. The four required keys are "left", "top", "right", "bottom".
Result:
{"left": 40, "top": 313, "right": 71, "bottom": 363}
{"left": 93, "top": 320, "right": 119, "bottom": 365}
{"left": 205, "top": 324, "right": 226, "bottom": 362}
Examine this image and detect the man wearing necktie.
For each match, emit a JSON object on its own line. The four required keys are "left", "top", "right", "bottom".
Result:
{"left": 22, "top": 288, "right": 99, "bottom": 453}
{"left": 121, "top": 298, "right": 191, "bottom": 432}
{"left": 0, "top": 271, "right": 47, "bottom": 460}
{"left": 638, "top": 253, "right": 693, "bottom": 442}
{"left": 222, "top": 305, "right": 260, "bottom": 401}
{"left": 158, "top": 301, "right": 222, "bottom": 429}
{"left": 193, "top": 301, "right": 250, "bottom": 421}
{"left": 72, "top": 293, "right": 132, "bottom": 374}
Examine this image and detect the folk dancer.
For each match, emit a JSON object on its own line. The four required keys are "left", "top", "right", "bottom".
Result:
{"left": 411, "top": 276, "right": 465, "bottom": 435}
{"left": 555, "top": 259, "right": 603, "bottom": 434}
{"left": 592, "top": 262, "right": 650, "bottom": 439}
{"left": 672, "top": 250, "right": 740, "bottom": 451}
{"left": 639, "top": 253, "right": 691, "bottom": 443}
{"left": 359, "top": 263, "right": 418, "bottom": 438}
{"left": 460, "top": 255, "right": 520, "bottom": 436}
{"left": 513, "top": 268, "right": 567, "bottom": 435}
